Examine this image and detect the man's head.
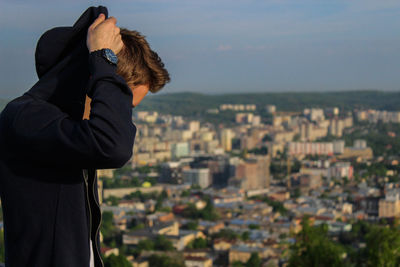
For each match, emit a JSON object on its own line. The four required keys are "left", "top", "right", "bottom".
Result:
{"left": 116, "top": 28, "right": 170, "bottom": 107}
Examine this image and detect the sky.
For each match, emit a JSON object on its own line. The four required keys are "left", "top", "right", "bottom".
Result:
{"left": 1, "top": 0, "right": 400, "bottom": 98}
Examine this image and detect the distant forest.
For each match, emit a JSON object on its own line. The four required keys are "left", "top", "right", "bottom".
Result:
{"left": 135, "top": 90, "right": 400, "bottom": 116}
{"left": 1, "top": 90, "right": 400, "bottom": 116}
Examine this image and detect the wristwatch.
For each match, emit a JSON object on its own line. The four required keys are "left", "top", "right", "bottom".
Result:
{"left": 91, "top": 48, "right": 118, "bottom": 65}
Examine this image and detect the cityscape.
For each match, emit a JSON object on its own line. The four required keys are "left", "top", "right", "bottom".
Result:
{"left": 3, "top": 94, "right": 399, "bottom": 266}
{"left": 1, "top": 0, "right": 400, "bottom": 266}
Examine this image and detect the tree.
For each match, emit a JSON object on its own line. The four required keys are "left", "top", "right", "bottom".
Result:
{"left": 101, "top": 211, "right": 118, "bottom": 246}
{"left": 293, "top": 188, "right": 301, "bottom": 198}
{"left": 212, "top": 229, "right": 239, "bottom": 241}
{"left": 248, "top": 224, "right": 260, "bottom": 230}
{"left": 103, "top": 254, "right": 131, "bottom": 267}
{"left": 137, "top": 239, "right": 155, "bottom": 251}
{"left": 262, "top": 134, "right": 273, "bottom": 142}
{"left": 154, "top": 235, "right": 175, "bottom": 251}
{"left": 106, "top": 195, "right": 121, "bottom": 206}
{"left": 288, "top": 217, "right": 348, "bottom": 267}
{"left": 148, "top": 254, "right": 184, "bottom": 267}
{"left": 180, "top": 190, "right": 190, "bottom": 197}
{"left": 364, "top": 224, "right": 400, "bottom": 267}
{"left": 183, "top": 221, "right": 198, "bottom": 231}
{"left": 187, "top": 237, "right": 207, "bottom": 249}
{"left": 246, "top": 252, "right": 261, "bottom": 267}
{"left": 0, "top": 229, "right": 5, "bottom": 263}
{"left": 182, "top": 198, "right": 219, "bottom": 221}
{"left": 241, "top": 231, "right": 250, "bottom": 241}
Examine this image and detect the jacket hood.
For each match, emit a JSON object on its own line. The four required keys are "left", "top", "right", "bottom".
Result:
{"left": 25, "top": 6, "right": 108, "bottom": 120}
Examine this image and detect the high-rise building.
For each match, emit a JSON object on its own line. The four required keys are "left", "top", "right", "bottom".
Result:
{"left": 171, "top": 142, "right": 190, "bottom": 159}
{"left": 304, "top": 108, "right": 325, "bottom": 122}
{"left": 160, "top": 161, "right": 191, "bottom": 184}
{"left": 288, "top": 142, "right": 334, "bottom": 156}
{"left": 328, "top": 162, "right": 353, "bottom": 179}
{"left": 221, "top": 129, "right": 233, "bottom": 152}
{"left": 329, "top": 118, "right": 344, "bottom": 137}
{"left": 354, "top": 139, "right": 367, "bottom": 149}
{"left": 229, "top": 155, "right": 270, "bottom": 190}
{"left": 188, "top": 121, "right": 200, "bottom": 132}
{"left": 333, "top": 140, "right": 345, "bottom": 154}
{"left": 265, "top": 105, "right": 276, "bottom": 114}
{"left": 379, "top": 189, "right": 400, "bottom": 218}
{"left": 183, "top": 168, "right": 211, "bottom": 188}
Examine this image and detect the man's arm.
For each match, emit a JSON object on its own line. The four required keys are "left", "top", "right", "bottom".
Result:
{"left": 2, "top": 14, "right": 135, "bottom": 169}
{"left": 5, "top": 51, "right": 135, "bottom": 169}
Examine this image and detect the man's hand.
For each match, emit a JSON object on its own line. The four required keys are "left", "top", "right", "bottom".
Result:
{"left": 86, "top": 13, "right": 123, "bottom": 54}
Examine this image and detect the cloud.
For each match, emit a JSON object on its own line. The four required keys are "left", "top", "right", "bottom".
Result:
{"left": 217, "top": 44, "right": 232, "bottom": 51}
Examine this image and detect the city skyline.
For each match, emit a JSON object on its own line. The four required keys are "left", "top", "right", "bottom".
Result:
{"left": 1, "top": 0, "right": 400, "bottom": 98}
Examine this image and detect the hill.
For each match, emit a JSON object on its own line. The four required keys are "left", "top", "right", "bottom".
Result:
{"left": 136, "top": 90, "right": 400, "bottom": 116}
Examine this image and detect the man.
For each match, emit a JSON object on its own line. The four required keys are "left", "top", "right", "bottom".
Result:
{"left": 0, "top": 6, "right": 169, "bottom": 267}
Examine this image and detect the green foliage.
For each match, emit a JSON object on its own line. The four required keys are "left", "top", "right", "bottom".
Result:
{"left": 103, "top": 253, "right": 131, "bottom": 267}
{"left": 155, "top": 190, "right": 169, "bottom": 211}
{"left": 364, "top": 224, "right": 400, "bottom": 267}
{"left": 262, "top": 134, "right": 273, "bottom": 142}
{"left": 342, "top": 121, "right": 400, "bottom": 158}
{"left": 248, "top": 224, "right": 260, "bottom": 230}
{"left": 251, "top": 196, "right": 288, "bottom": 215}
{"left": 128, "top": 218, "right": 145, "bottom": 231}
{"left": 101, "top": 211, "right": 120, "bottom": 247}
{"left": 154, "top": 235, "right": 175, "bottom": 251}
{"left": 182, "top": 198, "right": 219, "bottom": 221}
{"left": 232, "top": 261, "right": 245, "bottom": 267}
{"left": 104, "top": 196, "right": 121, "bottom": 206}
{"left": 288, "top": 217, "right": 349, "bottom": 267}
{"left": 246, "top": 252, "right": 261, "bottom": 267}
{"left": 292, "top": 188, "right": 301, "bottom": 198}
{"left": 136, "top": 235, "right": 175, "bottom": 253}
{"left": 102, "top": 177, "right": 140, "bottom": 189}
{"left": 248, "top": 146, "right": 268, "bottom": 155}
{"left": 0, "top": 229, "right": 4, "bottom": 263}
{"left": 136, "top": 165, "right": 152, "bottom": 174}
{"left": 136, "top": 91, "right": 400, "bottom": 118}
{"left": 124, "top": 191, "right": 159, "bottom": 202}
{"left": 183, "top": 221, "right": 199, "bottom": 231}
{"left": 241, "top": 231, "right": 250, "bottom": 241}
{"left": 270, "top": 160, "right": 300, "bottom": 178}
{"left": 212, "top": 229, "right": 239, "bottom": 241}
{"left": 180, "top": 189, "right": 191, "bottom": 197}
{"left": 148, "top": 254, "right": 184, "bottom": 267}
{"left": 190, "top": 184, "right": 202, "bottom": 190}
{"left": 231, "top": 252, "right": 261, "bottom": 267}
{"left": 137, "top": 239, "right": 155, "bottom": 251}
{"left": 187, "top": 237, "right": 208, "bottom": 249}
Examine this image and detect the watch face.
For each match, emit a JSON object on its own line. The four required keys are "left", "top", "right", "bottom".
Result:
{"left": 104, "top": 49, "right": 118, "bottom": 65}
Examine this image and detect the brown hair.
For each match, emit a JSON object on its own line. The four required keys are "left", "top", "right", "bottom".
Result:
{"left": 116, "top": 28, "right": 170, "bottom": 93}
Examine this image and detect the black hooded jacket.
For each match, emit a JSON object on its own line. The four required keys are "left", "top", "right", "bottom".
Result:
{"left": 0, "top": 6, "right": 136, "bottom": 267}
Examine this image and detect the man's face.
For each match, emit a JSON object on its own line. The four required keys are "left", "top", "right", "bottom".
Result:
{"left": 130, "top": 84, "right": 149, "bottom": 108}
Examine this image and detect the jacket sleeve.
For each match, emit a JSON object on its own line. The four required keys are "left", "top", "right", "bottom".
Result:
{"left": 6, "top": 52, "right": 136, "bottom": 169}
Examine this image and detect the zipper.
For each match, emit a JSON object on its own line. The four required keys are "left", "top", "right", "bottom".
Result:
{"left": 92, "top": 169, "right": 104, "bottom": 267}
{"left": 82, "top": 169, "right": 93, "bottom": 265}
